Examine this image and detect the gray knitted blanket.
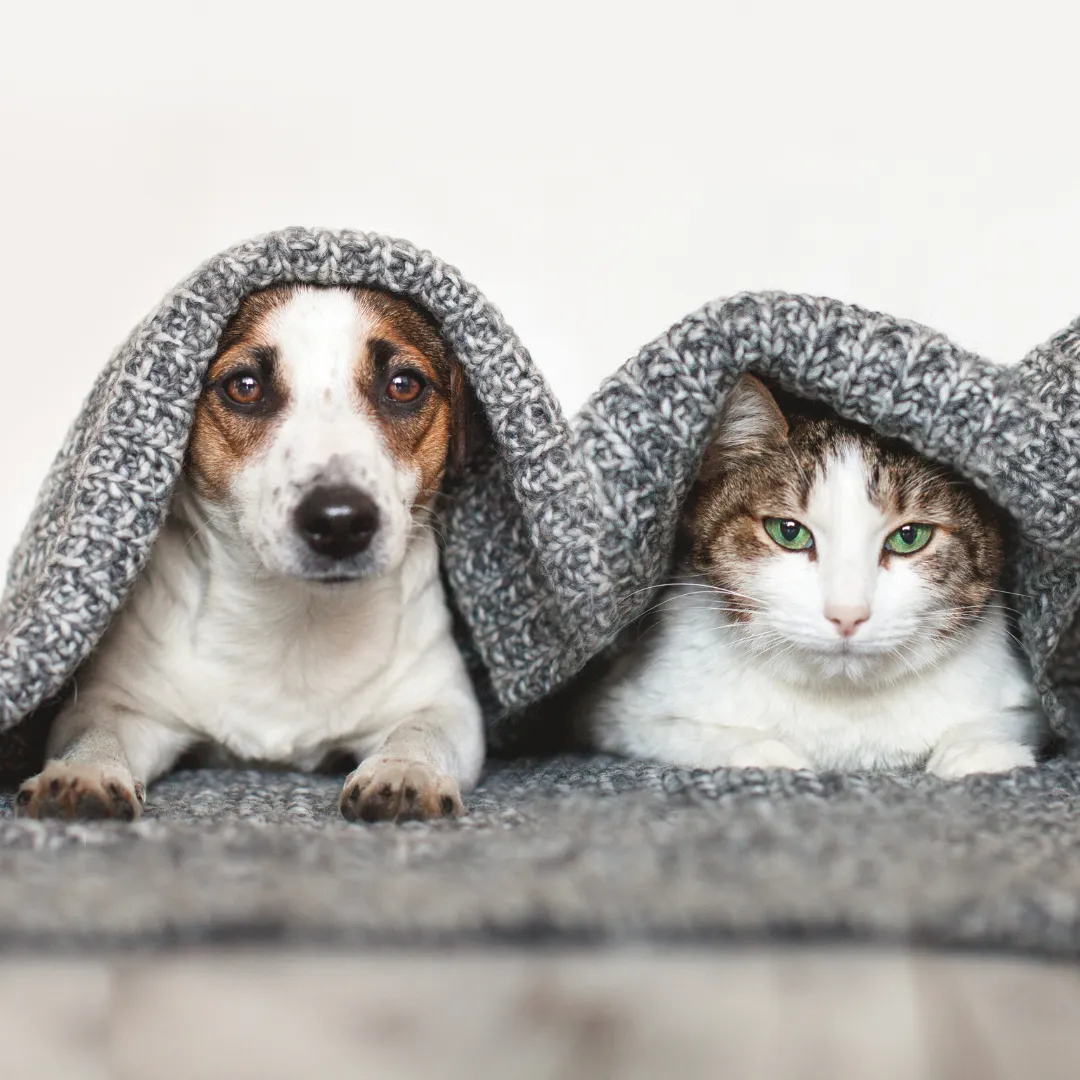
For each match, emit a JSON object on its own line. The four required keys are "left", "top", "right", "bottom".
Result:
{"left": 0, "top": 227, "right": 1078, "bottom": 954}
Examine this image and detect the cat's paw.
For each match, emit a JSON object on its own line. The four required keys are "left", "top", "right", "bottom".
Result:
{"left": 728, "top": 739, "right": 814, "bottom": 771}
{"left": 14, "top": 761, "right": 143, "bottom": 821}
{"left": 339, "top": 757, "right": 464, "bottom": 823}
{"left": 927, "top": 739, "right": 1035, "bottom": 779}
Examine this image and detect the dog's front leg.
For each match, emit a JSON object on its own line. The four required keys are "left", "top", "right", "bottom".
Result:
{"left": 15, "top": 705, "right": 190, "bottom": 822}
{"left": 15, "top": 726, "right": 145, "bottom": 821}
{"left": 339, "top": 712, "right": 482, "bottom": 823}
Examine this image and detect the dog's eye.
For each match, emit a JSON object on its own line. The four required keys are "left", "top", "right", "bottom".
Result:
{"left": 222, "top": 373, "right": 263, "bottom": 406}
{"left": 386, "top": 372, "right": 425, "bottom": 404}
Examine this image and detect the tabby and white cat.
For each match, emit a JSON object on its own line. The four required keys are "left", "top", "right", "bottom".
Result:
{"left": 587, "top": 375, "right": 1044, "bottom": 777}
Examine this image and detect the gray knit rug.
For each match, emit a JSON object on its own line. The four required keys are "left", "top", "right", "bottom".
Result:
{"left": 1, "top": 755, "right": 1079, "bottom": 956}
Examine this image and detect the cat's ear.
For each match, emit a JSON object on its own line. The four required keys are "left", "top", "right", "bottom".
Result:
{"left": 698, "top": 374, "right": 788, "bottom": 480}
{"left": 716, "top": 374, "right": 788, "bottom": 448}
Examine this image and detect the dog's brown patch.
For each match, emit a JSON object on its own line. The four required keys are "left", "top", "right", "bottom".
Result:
{"left": 186, "top": 285, "right": 471, "bottom": 507}
{"left": 187, "top": 286, "right": 295, "bottom": 500}
{"left": 683, "top": 375, "right": 1005, "bottom": 630}
{"left": 353, "top": 289, "right": 468, "bottom": 508}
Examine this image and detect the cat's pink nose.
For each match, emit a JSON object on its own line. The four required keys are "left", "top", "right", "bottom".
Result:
{"left": 825, "top": 604, "right": 871, "bottom": 637}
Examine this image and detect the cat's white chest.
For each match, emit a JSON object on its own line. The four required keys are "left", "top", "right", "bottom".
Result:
{"left": 592, "top": 586, "right": 1039, "bottom": 773}
{"left": 754, "top": 673, "right": 977, "bottom": 771}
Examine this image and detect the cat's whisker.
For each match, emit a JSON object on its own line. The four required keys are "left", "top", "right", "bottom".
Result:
{"left": 637, "top": 593, "right": 765, "bottom": 625}
{"left": 737, "top": 631, "right": 778, "bottom": 656}
{"left": 640, "top": 595, "right": 749, "bottom": 621}
{"left": 785, "top": 445, "right": 814, "bottom": 496}
{"left": 719, "top": 629, "right": 785, "bottom": 649}
{"left": 619, "top": 579, "right": 748, "bottom": 602}
{"left": 696, "top": 613, "right": 752, "bottom": 628}
{"left": 618, "top": 583, "right": 681, "bottom": 603}
{"left": 674, "top": 580, "right": 765, "bottom": 605}
{"left": 989, "top": 587, "right": 1035, "bottom": 601}
{"left": 761, "top": 641, "right": 802, "bottom": 677}
{"left": 890, "top": 641, "right": 926, "bottom": 680}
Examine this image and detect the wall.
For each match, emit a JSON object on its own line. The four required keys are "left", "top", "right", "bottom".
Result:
{"left": 1, "top": 0, "right": 1078, "bottom": 561}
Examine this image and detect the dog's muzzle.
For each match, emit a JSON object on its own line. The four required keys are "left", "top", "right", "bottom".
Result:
{"left": 293, "top": 485, "right": 380, "bottom": 561}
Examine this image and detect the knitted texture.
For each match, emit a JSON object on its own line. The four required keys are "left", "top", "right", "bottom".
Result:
{"left": 2, "top": 228, "right": 1080, "bottom": 763}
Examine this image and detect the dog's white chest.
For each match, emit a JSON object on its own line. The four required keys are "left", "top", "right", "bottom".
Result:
{"left": 101, "top": 517, "right": 452, "bottom": 769}
{"left": 177, "top": 596, "right": 404, "bottom": 765}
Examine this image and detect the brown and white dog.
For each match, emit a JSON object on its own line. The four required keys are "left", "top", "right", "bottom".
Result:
{"left": 16, "top": 285, "right": 484, "bottom": 822}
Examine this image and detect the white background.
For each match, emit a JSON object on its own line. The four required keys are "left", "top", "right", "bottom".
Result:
{"left": 1, "top": 0, "right": 1078, "bottom": 565}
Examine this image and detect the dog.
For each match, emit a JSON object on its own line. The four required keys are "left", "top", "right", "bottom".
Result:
{"left": 15, "top": 284, "right": 485, "bottom": 822}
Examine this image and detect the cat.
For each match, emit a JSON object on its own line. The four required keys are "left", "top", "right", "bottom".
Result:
{"left": 585, "top": 374, "right": 1045, "bottom": 777}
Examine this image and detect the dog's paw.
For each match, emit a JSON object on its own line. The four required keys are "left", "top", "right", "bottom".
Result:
{"left": 927, "top": 739, "right": 1035, "bottom": 779}
{"left": 14, "top": 762, "right": 143, "bottom": 821}
{"left": 728, "top": 738, "right": 814, "bottom": 771}
{"left": 339, "top": 757, "right": 464, "bottom": 823}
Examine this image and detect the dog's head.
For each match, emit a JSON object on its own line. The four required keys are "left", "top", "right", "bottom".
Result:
{"left": 186, "top": 284, "right": 471, "bottom": 581}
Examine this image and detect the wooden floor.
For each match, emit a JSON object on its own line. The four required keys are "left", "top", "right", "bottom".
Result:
{"left": 4, "top": 947, "right": 1079, "bottom": 1079}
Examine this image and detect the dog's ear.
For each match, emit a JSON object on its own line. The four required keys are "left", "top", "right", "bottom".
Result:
{"left": 447, "top": 356, "right": 478, "bottom": 480}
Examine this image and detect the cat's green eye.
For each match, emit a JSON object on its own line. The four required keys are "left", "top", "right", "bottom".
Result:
{"left": 764, "top": 517, "right": 814, "bottom": 551}
{"left": 884, "top": 523, "right": 934, "bottom": 555}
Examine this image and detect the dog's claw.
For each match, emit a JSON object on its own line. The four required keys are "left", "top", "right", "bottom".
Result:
{"left": 340, "top": 758, "right": 464, "bottom": 823}
{"left": 15, "top": 762, "right": 142, "bottom": 822}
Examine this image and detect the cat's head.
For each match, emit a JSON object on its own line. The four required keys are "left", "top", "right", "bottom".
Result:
{"left": 683, "top": 375, "right": 1006, "bottom": 687}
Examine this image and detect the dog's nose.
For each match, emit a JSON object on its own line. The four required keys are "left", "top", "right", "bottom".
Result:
{"left": 294, "top": 486, "right": 380, "bottom": 560}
